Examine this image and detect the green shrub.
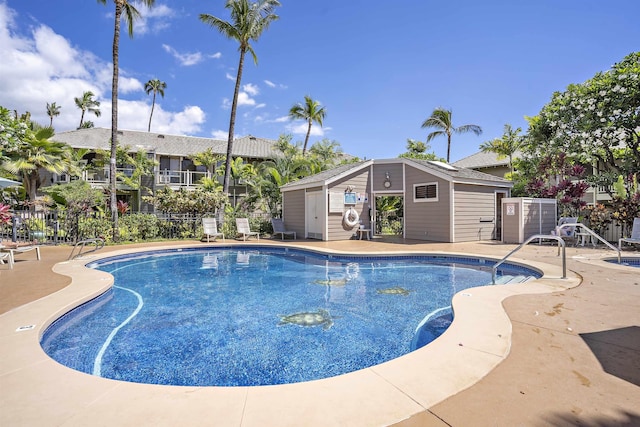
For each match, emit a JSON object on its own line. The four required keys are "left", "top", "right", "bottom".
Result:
{"left": 78, "top": 217, "right": 113, "bottom": 243}
{"left": 120, "top": 214, "right": 160, "bottom": 241}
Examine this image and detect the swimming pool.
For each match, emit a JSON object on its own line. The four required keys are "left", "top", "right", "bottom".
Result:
{"left": 41, "top": 246, "right": 541, "bottom": 387}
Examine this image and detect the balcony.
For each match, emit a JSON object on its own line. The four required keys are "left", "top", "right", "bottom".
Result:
{"left": 156, "top": 170, "right": 211, "bottom": 187}
{"left": 76, "top": 168, "right": 209, "bottom": 189}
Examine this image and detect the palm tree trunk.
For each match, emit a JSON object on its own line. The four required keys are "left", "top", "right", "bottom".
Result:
{"left": 148, "top": 92, "right": 156, "bottom": 132}
{"left": 223, "top": 47, "right": 246, "bottom": 195}
{"left": 446, "top": 134, "right": 452, "bottom": 163}
{"left": 302, "top": 120, "right": 312, "bottom": 155}
{"left": 109, "top": 4, "right": 122, "bottom": 241}
{"left": 79, "top": 110, "right": 85, "bottom": 129}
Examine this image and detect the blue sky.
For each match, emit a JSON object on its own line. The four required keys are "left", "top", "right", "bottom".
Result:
{"left": 1, "top": 1, "right": 639, "bottom": 162}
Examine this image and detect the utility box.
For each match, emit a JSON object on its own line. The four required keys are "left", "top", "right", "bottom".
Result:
{"left": 501, "top": 198, "right": 557, "bottom": 244}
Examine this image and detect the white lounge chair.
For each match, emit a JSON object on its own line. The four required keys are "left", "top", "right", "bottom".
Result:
{"left": 0, "top": 241, "right": 41, "bottom": 269}
{"left": 0, "top": 250, "right": 14, "bottom": 269}
{"left": 619, "top": 217, "right": 640, "bottom": 251}
{"left": 202, "top": 217, "right": 224, "bottom": 242}
{"left": 271, "top": 218, "right": 296, "bottom": 240}
{"left": 236, "top": 218, "right": 260, "bottom": 241}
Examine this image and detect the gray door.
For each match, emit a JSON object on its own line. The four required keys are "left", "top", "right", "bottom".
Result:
{"left": 306, "top": 192, "right": 323, "bottom": 239}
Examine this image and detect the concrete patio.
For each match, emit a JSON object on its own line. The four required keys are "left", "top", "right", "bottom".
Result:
{"left": 1, "top": 239, "right": 639, "bottom": 426}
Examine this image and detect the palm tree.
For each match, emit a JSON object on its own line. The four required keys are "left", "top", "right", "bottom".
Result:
{"left": 3, "top": 125, "right": 76, "bottom": 204}
{"left": 46, "top": 102, "right": 61, "bottom": 127}
{"left": 479, "top": 124, "right": 523, "bottom": 177}
{"left": 289, "top": 95, "right": 326, "bottom": 155}
{"left": 421, "top": 107, "right": 482, "bottom": 163}
{"left": 144, "top": 78, "right": 166, "bottom": 132}
{"left": 200, "top": 0, "right": 280, "bottom": 195}
{"left": 74, "top": 91, "right": 101, "bottom": 129}
{"left": 97, "top": 0, "right": 155, "bottom": 240}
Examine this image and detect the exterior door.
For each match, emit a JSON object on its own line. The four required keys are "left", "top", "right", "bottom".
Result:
{"left": 306, "top": 192, "right": 323, "bottom": 239}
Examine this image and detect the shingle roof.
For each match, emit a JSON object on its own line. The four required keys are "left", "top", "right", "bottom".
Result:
{"left": 407, "top": 159, "right": 512, "bottom": 184}
{"left": 452, "top": 150, "right": 522, "bottom": 169}
{"left": 281, "top": 158, "right": 511, "bottom": 191}
{"left": 51, "top": 128, "right": 281, "bottom": 160}
{"left": 280, "top": 161, "right": 370, "bottom": 189}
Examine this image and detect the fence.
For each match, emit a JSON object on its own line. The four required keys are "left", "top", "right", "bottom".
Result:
{"left": 1, "top": 210, "right": 273, "bottom": 245}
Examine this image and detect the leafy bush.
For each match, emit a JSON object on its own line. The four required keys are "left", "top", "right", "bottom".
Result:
{"left": 78, "top": 216, "right": 113, "bottom": 243}
{"left": 119, "top": 214, "right": 160, "bottom": 241}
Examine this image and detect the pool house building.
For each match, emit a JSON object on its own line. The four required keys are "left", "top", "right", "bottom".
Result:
{"left": 280, "top": 158, "right": 513, "bottom": 242}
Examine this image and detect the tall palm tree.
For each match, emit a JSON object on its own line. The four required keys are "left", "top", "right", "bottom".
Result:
{"left": 97, "top": 0, "right": 155, "bottom": 240}
{"left": 479, "top": 124, "right": 523, "bottom": 177}
{"left": 74, "top": 91, "right": 101, "bottom": 129}
{"left": 289, "top": 95, "right": 326, "bottom": 155}
{"left": 46, "top": 102, "right": 61, "bottom": 127}
{"left": 200, "top": 0, "right": 280, "bottom": 195}
{"left": 144, "top": 78, "right": 166, "bottom": 132}
{"left": 421, "top": 107, "right": 482, "bottom": 163}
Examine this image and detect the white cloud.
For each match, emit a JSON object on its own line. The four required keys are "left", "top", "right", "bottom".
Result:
{"left": 211, "top": 129, "right": 228, "bottom": 140}
{"left": 243, "top": 83, "right": 259, "bottom": 96}
{"left": 274, "top": 116, "right": 289, "bottom": 123}
{"left": 0, "top": 3, "right": 205, "bottom": 136}
{"left": 222, "top": 91, "right": 257, "bottom": 109}
{"left": 162, "top": 44, "right": 203, "bottom": 66}
{"left": 225, "top": 72, "right": 235, "bottom": 81}
{"left": 209, "top": 52, "right": 222, "bottom": 59}
{"left": 132, "top": 3, "right": 176, "bottom": 35}
{"left": 263, "top": 79, "right": 287, "bottom": 89}
{"left": 287, "top": 122, "right": 327, "bottom": 137}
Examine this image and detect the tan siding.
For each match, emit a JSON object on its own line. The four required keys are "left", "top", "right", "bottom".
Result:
{"left": 454, "top": 184, "right": 497, "bottom": 242}
{"left": 282, "top": 190, "right": 306, "bottom": 237}
{"left": 404, "top": 165, "right": 451, "bottom": 242}
{"left": 326, "top": 169, "right": 371, "bottom": 241}
{"left": 372, "top": 163, "right": 404, "bottom": 192}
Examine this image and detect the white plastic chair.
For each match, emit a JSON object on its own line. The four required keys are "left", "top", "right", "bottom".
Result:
{"left": 202, "top": 218, "right": 224, "bottom": 242}
{"left": 271, "top": 218, "right": 296, "bottom": 240}
{"left": 235, "top": 218, "right": 260, "bottom": 241}
{"left": 619, "top": 217, "right": 640, "bottom": 250}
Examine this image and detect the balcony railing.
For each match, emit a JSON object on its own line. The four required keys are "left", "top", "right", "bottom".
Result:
{"left": 75, "top": 168, "right": 209, "bottom": 188}
{"left": 156, "top": 170, "right": 211, "bottom": 187}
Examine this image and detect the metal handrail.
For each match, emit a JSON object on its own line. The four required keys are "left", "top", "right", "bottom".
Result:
{"left": 492, "top": 234, "right": 567, "bottom": 284}
{"left": 556, "top": 222, "right": 621, "bottom": 263}
{"left": 68, "top": 238, "right": 105, "bottom": 260}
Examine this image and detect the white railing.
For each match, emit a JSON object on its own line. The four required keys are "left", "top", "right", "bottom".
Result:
{"left": 156, "top": 170, "right": 210, "bottom": 187}
{"left": 80, "top": 168, "right": 209, "bottom": 188}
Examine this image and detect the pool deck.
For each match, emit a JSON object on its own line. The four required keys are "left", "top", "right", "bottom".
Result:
{"left": 1, "top": 239, "right": 639, "bottom": 426}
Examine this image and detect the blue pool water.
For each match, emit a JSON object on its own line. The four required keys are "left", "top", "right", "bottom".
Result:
{"left": 41, "top": 246, "right": 540, "bottom": 387}
{"left": 605, "top": 257, "right": 640, "bottom": 268}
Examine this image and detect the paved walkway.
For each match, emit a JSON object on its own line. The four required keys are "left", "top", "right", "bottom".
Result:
{"left": 1, "top": 239, "right": 639, "bottom": 426}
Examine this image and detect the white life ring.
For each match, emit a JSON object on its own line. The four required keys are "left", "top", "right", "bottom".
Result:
{"left": 343, "top": 208, "right": 359, "bottom": 227}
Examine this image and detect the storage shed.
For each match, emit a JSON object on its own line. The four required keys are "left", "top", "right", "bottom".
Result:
{"left": 279, "top": 158, "right": 513, "bottom": 242}
{"left": 501, "top": 197, "right": 558, "bottom": 244}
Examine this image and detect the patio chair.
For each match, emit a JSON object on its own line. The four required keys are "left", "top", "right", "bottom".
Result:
{"left": 0, "top": 250, "right": 14, "bottom": 269}
{"left": 619, "top": 217, "right": 640, "bottom": 251}
{"left": 235, "top": 218, "right": 260, "bottom": 241}
{"left": 271, "top": 218, "right": 296, "bottom": 240}
{"left": 551, "top": 217, "right": 579, "bottom": 244}
{"left": 0, "top": 240, "right": 41, "bottom": 268}
{"left": 202, "top": 217, "right": 224, "bottom": 242}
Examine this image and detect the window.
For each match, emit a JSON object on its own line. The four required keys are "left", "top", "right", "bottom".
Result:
{"left": 414, "top": 182, "right": 438, "bottom": 202}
